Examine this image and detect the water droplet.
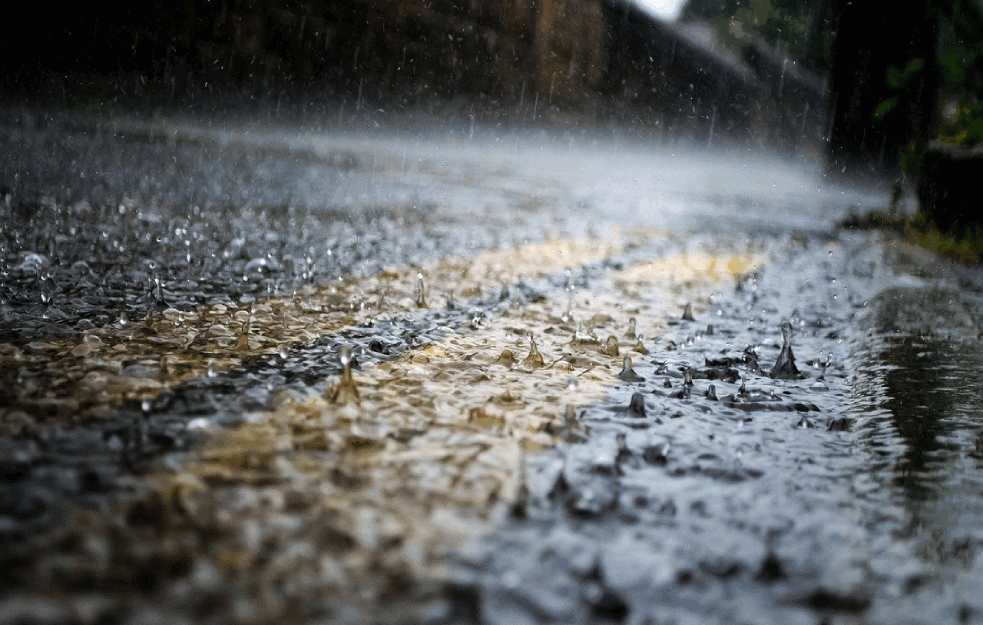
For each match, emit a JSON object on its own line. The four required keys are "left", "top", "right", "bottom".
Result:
{"left": 523, "top": 335, "right": 545, "bottom": 368}
{"left": 141, "top": 399, "right": 151, "bottom": 413}
{"left": 769, "top": 321, "right": 801, "bottom": 379}
{"left": 415, "top": 272, "right": 428, "bottom": 308}
{"left": 602, "top": 335, "right": 619, "bottom": 357}
{"left": 683, "top": 367, "right": 693, "bottom": 386}
{"left": 705, "top": 384, "right": 718, "bottom": 401}
{"left": 625, "top": 317, "right": 637, "bottom": 339}
{"left": 566, "top": 376, "right": 578, "bottom": 392}
{"left": 494, "top": 349, "right": 516, "bottom": 368}
{"left": 207, "top": 360, "right": 217, "bottom": 378}
{"left": 279, "top": 344, "right": 289, "bottom": 360}
{"left": 329, "top": 345, "right": 360, "bottom": 404}
{"left": 681, "top": 302, "right": 695, "bottom": 321}
{"left": 617, "top": 355, "right": 644, "bottom": 383}
{"left": 236, "top": 315, "right": 251, "bottom": 351}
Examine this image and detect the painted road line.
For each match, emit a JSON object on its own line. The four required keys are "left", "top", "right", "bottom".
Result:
{"left": 46, "top": 239, "right": 764, "bottom": 622}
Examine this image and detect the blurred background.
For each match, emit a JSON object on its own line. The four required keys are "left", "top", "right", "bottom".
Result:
{"left": 3, "top": 0, "right": 982, "bottom": 183}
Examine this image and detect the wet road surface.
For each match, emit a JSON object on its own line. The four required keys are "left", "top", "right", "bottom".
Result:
{"left": 1, "top": 108, "right": 983, "bottom": 624}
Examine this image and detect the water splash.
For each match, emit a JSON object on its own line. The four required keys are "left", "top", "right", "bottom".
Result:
{"left": 415, "top": 272, "right": 428, "bottom": 308}
{"left": 769, "top": 321, "right": 801, "bottom": 379}
{"left": 328, "top": 345, "right": 360, "bottom": 404}
{"left": 617, "top": 355, "right": 644, "bottom": 383}
{"left": 523, "top": 335, "right": 545, "bottom": 369}
{"left": 681, "top": 302, "right": 695, "bottom": 321}
{"left": 601, "top": 335, "right": 620, "bottom": 357}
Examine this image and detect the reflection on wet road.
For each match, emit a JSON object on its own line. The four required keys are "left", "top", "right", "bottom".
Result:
{"left": 1, "top": 110, "right": 982, "bottom": 625}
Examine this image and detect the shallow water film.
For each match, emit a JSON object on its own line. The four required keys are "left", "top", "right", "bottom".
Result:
{"left": 2, "top": 111, "right": 983, "bottom": 625}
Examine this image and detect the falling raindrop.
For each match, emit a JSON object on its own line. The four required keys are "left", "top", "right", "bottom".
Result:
{"left": 279, "top": 344, "right": 288, "bottom": 360}
{"left": 562, "top": 288, "right": 574, "bottom": 323}
{"left": 152, "top": 275, "right": 169, "bottom": 312}
{"left": 207, "top": 359, "right": 217, "bottom": 378}
{"left": 415, "top": 272, "right": 428, "bottom": 308}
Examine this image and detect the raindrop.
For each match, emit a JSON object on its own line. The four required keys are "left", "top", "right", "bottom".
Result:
{"left": 415, "top": 272, "right": 428, "bottom": 308}
{"left": 279, "top": 344, "right": 288, "bottom": 360}
{"left": 769, "top": 321, "right": 801, "bottom": 379}
{"left": 207, "top": 359, "right": 217, "bottom": 378}
{"left": 561, "top": 291, "right": 575, "bottom": 323}
{"left": 705, "top": 384, "right": 718, "bottom": 401}
{"left": 523, "top": 335, "right": 545, "bottom": 368}
{"left": 152, "top": 275, "right": 170, "bottom": 311}
{"left": 494, "top": 349, "right": 516, "bottom": 368}
{"left": 236, "top": 314, "right": 252, "bottom": 351}
{"left": 632, "top": 335, "right": 649, "bottom": 355}
{"left": 328, "top": 345, "right": 360, "bottom": 404}
{"left": 617, "top": 355, "right": 644, "bottom": 383}
{"left": 683, "top": 367, "right": 693, "bottom": 386}
{"left": 470, "top": 307, "right": 485, "bottom": 330}
{"left": 625, "top": 317, "right": 637, "bottom": 339}
{"left": 681, "top": 302, "right": 695, "bottom": 321}
{"left": 566, "top": 376, "right": 578, "bottom": 392}
{"left": 706, "top": 324, "right": 714, "bottom": 336}
{"left": 602, "top": 335, "right": 619, "bottom": 357}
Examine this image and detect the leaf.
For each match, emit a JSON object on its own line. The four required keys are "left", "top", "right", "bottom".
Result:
{"left": 874, "top": 97, "right": 899, "bottom": 120}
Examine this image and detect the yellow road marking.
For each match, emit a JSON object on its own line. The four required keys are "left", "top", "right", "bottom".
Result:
{"left": 3, "top": 232, "right": 763, "bottom": 620}
{"left": 33, "top": 238, "right": 763, "bottom": 621}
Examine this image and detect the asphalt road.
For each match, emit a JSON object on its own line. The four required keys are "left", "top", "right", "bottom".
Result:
{"left": 1, "top": 108, "right": 982, "bottom": 625}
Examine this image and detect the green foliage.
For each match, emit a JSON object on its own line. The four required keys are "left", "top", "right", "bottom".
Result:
{"left": 875, "top": 58, "right": 927, "bottom": 120}
{"left": 937, "top": 101, "right": 983, "bottom": 146}
{"left": 905, "top": 213, "right": 983, "bottom": 264}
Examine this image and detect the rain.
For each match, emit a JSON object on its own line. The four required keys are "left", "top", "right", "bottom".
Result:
{"left": 3, "top": 1, "right": 983, "bottom": 625}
